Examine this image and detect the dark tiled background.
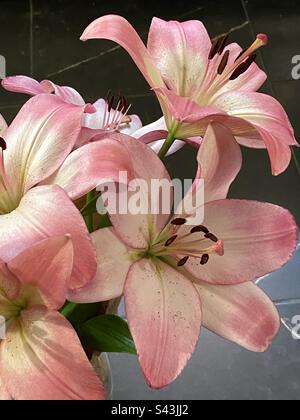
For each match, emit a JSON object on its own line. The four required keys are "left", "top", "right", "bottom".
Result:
{"left": 0, "top": 0, "right": 300, "bottom": 400}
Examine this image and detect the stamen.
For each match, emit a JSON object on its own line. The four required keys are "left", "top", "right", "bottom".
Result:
{"left": 218, "top": 34, "right": 229, "bottom": 55}
{"left": 171, "top": 218, "right": 187, "bottom": 226}
{"left": 190, "top": 225, "right": 209, "bottom": 234}
{"left": 201, "top": 254, "right": 209, "bottom": 265}
{"left": 165, "top": 235, "right": 178, "bottom": 247}
{"left": 177, "top": 256, "right": 189, "bottom": 267}
{"left": 229, "top": 53, "right": 257, "bottom": 80}
{"left": 107, "top": 95, "right": 115, "bottom": 112}
{"left": 217, "top": 50, "right": 230, "bottom": 75}
{"left": 0, "top": 137, "right": 6, "bottom": 151}
{"left": 208, "top": 36, "right": 223, "bottom": 60}
{"left": 205, "top": 233, "right": 219, "bottom": 243}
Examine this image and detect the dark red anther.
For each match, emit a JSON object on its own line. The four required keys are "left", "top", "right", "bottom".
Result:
{"left": 165, "top": 235, "right": 178, "bottom": 247}
{"left": 217, "top": 50, "right": 230, "bottom": 75}
{"left": 218, "top": 34, "right": 229, "bottom": 55}
{"left": 190, "top": 225, "right": 209, "bottom": 234}
{"left": 201, "top": 254, "right": 209, "bottom": 265}
{"left": 0, "top": 137, "right": 6, "bottom": 151}
{"left": 107, "top": 95, "right": 115, "bottom": 112}
{"left": 171, "top": 218, "right": 187, "bottom": 226}
{"left": 229, "top": 53, "right": 257, "bottom": 80}
{"left": 177, "top": 256, "right": 189, "bottom": 267}
{"left": 205, "top": 233, "right": 219, "bottom": 243}
{"left": 208, "top": 37, "right": 222, "bottom": 60}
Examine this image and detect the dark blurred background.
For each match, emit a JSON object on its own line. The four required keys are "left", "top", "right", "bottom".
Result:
{"left": 1, "top": 0, "right": 300, "bottom": 400}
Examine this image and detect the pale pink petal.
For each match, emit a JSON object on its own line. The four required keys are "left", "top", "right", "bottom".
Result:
{"left": 121, "top": 114, "right": 143, "bottom": 136}
{"left": 198, "top": 122, "right": 242, "bottom": 202}
{"left": 125, "top": 259, "right": 202, "bottom": 389}
{"left": 0, "top": 377, "right": 11, "bottom": 400}
{"left": 1, "top": 75, "right": 46, "bottom": 96}
{"left": 69, "top": 228, "right": 131, "bottom": 303}
{"left": 8, "top": 236, "right": 74, "bottom": 310}
{"left": 0, "top": 307, "right": 104, "bottom": 400}
{"left": 183, "top": 199, "right": 298, "bottom": 284}
{"left": 42, "top": 138, "right": 134, "bottom": 201}
{"left": 81, "top": 15, "right": 163, "bottom": 88}
{"left": 104, "top": 133, "right": 172, "bottom": 248}
{"left": 257, "top": 126, "right": 292, "bottom": 175}
{"left": 0, "top": 185, "right": 97, "bottom": 290}
{"left": 213, "top": 43, "right": 267, "bottom": 96}
{"left": 156, "top": 88, "right": 224, "bottom": 124}
{"left": 40, "top": 80, "right": 86, "bottom": 106}
{"left": 4, "top": 94, "right": 85, "bottom": 197}
{"left": 214, "top": 91, "right": 298, "bottom": 175}
{"left": 195, "top": 281, "right": 280, "bottom": 352}
{"left": 0, "top": 113, "right": 7, "bottom": 135}
{"left": 148, "top": 18, "right": 211, "bottom": 96}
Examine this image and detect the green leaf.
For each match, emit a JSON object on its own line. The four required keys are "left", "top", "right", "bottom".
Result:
{"left": 80, "top": 192, "right": 100, "bottom": 217}
{"left": 63, "top": 303, "right": 101, "bottom": 327}
{"left": 80, "top": 315, "right": 137, "bottom": 355}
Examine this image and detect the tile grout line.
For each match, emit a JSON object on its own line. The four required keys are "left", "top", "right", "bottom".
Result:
{"left": 29, "top": 0, "right": 34, "bottom": 77}
{"left": 240, "top": 0, "right": 300, "bottom": 177}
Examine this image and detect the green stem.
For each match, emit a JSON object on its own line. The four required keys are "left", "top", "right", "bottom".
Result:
{"left": 158, "top": 131, "right": 176, "bottom": 160}
{"left": 85, "top": 190, "right": 95, "bottom": 233}
{"left": 60, "top": 301, "right": 77, "bottom": 318}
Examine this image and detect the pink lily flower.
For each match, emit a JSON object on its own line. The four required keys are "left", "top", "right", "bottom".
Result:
{"left": 2, "top": 75, "right": 142, "bottom": 144}
{"left": 2, "top": 75, "right": 190, "bottom": 155}
{"left": 0, "top": 235, "right": 104, "bottom": 400}
{"left": 81, "top": 15, "right": 298, "bottom": 174}
{"left": 70, "top": 124, "right": 297, "bottom": 389}
{"left": 0, "top": 93, "right": 133, "bottom": 290}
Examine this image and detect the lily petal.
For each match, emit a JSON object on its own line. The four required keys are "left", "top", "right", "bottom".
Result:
{"left": 198, "top": 122, "right": 242, "bottom": 202}
{"left": 4, "top": 94, "right": 85, "bottom": 197}
{"left": 43, "top": 138, "right": 134, "bottom": 201}
{"left": 195, "top": 281, "right": 280, "bottom": 352}
{"left": 40, "top": 80, "right": 86, "bottom": 106}
{"left": 125, "top": 259, "right": 202, "bottom": 389}
{"left": 1, "top": 75, "right": 46, "bottom": 96}
{"left": 148, "top": 18, "right": 211, "bottom": 96}
{"left": 0, "top": 185, "right": 97, "bottom": 290}
{"left": 81, "top": 15, "right": 163, "bottom": 88}
{"left": 69, "top": 228, "right": 131, "bottom": 303}
{"left": 0, "top": 307, "right": 104, "bottom": 400}
{"left": 8, "top": 236, "right": 74, "bottom": 310}
{"left": 214, "top": 91, "right": 298, "bottom": 175}
{"left": 183, "top": 199, "right": 298, "bottom": 285}
{"left": 105, "top": 133, "right": 171, "bottom": 248}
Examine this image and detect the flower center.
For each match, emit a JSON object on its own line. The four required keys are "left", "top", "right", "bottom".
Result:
{"left": 102, "top": 93, "right": 132, "bottom": 132}
{"left": 195, "top": 33, "right": 268, "bottom": 105}
{"left": 148, "top": 217, "right": 224, "bottom": 267}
